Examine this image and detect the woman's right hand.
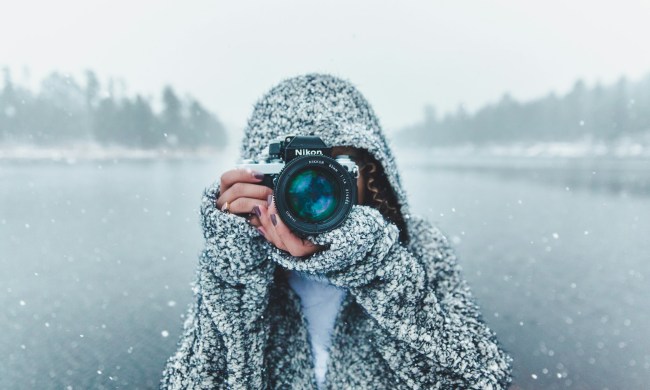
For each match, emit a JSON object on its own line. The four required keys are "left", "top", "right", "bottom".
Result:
{"left": 216, "top": 168, "right": 273, "bottom": 226}
{"left": 199, "top": 169, "right": 276, "bottom": 285}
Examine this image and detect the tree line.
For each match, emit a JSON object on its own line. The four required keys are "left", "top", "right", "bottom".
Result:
{"left": 398, "top": 74, "right": 650, "bottom": 146}
{"left": 0, "top": 68, "right": 227, "bottom": 149}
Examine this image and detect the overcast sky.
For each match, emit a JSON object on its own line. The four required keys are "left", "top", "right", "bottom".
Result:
{"left": 2, "top": 0, "right": 650, "bottom": 132}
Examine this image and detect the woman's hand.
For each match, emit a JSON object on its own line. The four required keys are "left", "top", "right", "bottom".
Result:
{"left": 199, "top": 175, "right": 278, "bottom": 286}
{"left": 216, "top": 168, "right": 273, "bottom": 225}
{"left": 215, "top": 168, "right": 324, "bottom": 257}
{"left": 266, "top": 206, "right": 399, "bottom": 286}
{"left": 253, "top": 200, "right": 325, "bottom": 258}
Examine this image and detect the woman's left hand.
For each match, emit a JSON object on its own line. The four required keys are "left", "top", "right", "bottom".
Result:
{"left": 253, "top": 201, "right": 325, "bottom": 258}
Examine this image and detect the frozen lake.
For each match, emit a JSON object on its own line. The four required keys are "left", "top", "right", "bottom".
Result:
{"left": 1, "top": 153, "right": 649, "bottom": 389}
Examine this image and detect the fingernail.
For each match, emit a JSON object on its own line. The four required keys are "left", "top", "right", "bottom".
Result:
{"left": 252, "top": 170, "right": 265, "bottom": 180}
{"left": 267, "top": 194, "right": 273, "bottom": 206}
{"left": 270, "top": 214, "right": 278, "bottom": 226}
{"left": 252, "top": 205, "right": 262, "bottom": 218}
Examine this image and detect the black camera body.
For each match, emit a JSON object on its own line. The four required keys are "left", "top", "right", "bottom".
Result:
{"left": 237, "top": 135, "right": 358, "bottom": 236}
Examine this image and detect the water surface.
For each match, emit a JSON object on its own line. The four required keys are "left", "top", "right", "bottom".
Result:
{"left": 1, "top": 156, "right": 648, "bottom": 389}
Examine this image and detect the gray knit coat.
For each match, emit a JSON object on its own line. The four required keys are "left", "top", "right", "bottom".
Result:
{"left": 160, "top": 74, "right": 513, "bottom": 389}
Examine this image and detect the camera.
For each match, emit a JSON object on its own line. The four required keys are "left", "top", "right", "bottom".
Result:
{"left": 237, "top": 135, "right": 358, "bottom": 236}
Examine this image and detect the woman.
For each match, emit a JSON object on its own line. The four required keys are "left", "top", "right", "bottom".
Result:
{"left": 161, "top": 74, "right": 513, "bottom": 389}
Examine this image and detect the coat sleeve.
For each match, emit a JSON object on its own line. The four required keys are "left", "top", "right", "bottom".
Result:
{"left": 271, "top": 206, "right": 513, "bottom": 389}
{"left": 160, "top": 182, "right": 275, "bottom": 389}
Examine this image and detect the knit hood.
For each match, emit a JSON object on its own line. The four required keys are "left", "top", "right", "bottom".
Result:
{"left": 239, "top": 73, "right": 411, "bottom": 229}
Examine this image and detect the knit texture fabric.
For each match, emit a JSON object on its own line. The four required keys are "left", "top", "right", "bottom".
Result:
{"left": 160, "top": 74, "right": 513, "bottom": 389}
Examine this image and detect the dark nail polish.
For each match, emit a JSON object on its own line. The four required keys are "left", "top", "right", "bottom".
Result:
{"left": 267, "top": 194, "right": 273, "bottom": 206}
{"left": 252, "top": 171, "right": 265, "bottom": 180}
{"left": 253, "top": 205, "right": 262, "bottom": 217}
{"left": 270, "top": 214, "right": 277, "bottom": 226}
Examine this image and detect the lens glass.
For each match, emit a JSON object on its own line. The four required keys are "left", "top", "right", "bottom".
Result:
{"left": 286, "top": 168, "right": 340, "bottom": 223}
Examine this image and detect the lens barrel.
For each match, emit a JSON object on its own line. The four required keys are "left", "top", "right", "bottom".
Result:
{"left": 274, "top": 155, "right": 356, "bottom": 236}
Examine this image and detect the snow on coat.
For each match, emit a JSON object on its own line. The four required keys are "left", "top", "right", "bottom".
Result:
{"left": 160, "top": 73, "right": 513, "bottom": 389}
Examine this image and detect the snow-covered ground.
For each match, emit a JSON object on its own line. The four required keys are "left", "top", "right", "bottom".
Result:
{"left": 2, "top": 136, "right": 649, "bottom": 166}
{"left": 0, "top": 142, "right": 231, "bottom": 162}
{"left": 427, "top": 138, "right": 649, "bottom": 159}
{"left": 0, "top": 125, "right": 245, "bottom": 162}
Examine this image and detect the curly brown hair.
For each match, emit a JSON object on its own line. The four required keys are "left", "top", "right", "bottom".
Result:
{"left": 351, "top": 149, "right": 409, "bottom": 243}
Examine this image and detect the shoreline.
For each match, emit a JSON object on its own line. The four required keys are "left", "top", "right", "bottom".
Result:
{"left": 1, "top": 141, "right": 649, "bottom": 164}
{"left": 0, "top": 144, "right": 231, "bottom": 162}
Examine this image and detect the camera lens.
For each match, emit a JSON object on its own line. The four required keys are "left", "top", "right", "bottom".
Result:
{"left": 274, "top": 155, "right": 356, "bottom": 236}
{"left": 286, "top": 168, "right": 340, "bottom": 223}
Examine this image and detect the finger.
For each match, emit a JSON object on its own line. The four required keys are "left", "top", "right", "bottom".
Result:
{"left": 264, "top": 203, "right": 289, "bottom": 250}
{"left": 219, "top": 168, "right": 265, "bottom": 194}
{"left": 227, "top": 197, "right": 268, "bottom": 215}
{"left": 254, "top": 204, "right": 288, "bottom": 251}
{"left": 268, "top": 204, "right": 320, "bottom": 257}
{"left": 217, "top": 182, "right": 273, "bottom": 209}
{"left": 247, "top": 215, "right": 261, "bottom": 228}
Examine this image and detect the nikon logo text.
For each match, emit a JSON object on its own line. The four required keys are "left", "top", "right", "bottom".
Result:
{"left": 294, "top": 149, "right": 323, "bottom": 156}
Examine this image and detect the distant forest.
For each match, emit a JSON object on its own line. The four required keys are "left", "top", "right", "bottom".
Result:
{"left": 0, "top": 68, "right": 227, "bottom": 149}
{"left": 4, "top": 68, "right": 650, "bottom": 150}
{"left": 399, "top": 74, "right": 650, "bottom": 146}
